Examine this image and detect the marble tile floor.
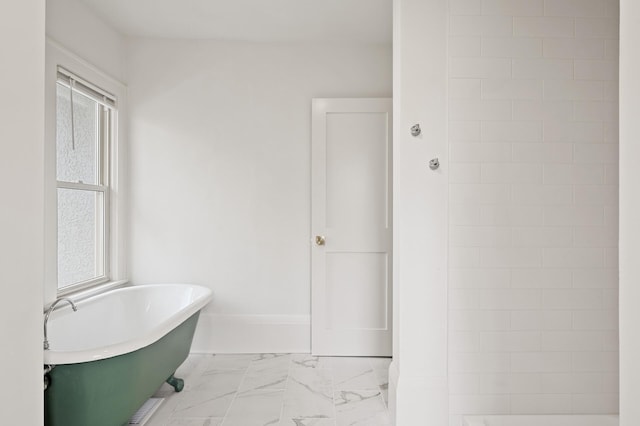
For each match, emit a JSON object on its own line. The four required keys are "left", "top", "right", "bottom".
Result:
{"left": 146, "top": 353, "right": 392, "bottom": 426}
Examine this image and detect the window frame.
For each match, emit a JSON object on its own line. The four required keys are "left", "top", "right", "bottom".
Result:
{"left": 55, "top": 77, "right": 112, "bottom": 291}
{"left": 45, "top": 40, "right": 128, "bottom": 302}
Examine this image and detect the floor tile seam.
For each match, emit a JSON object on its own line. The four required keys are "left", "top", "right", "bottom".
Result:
{"left": 378, "top": 380, "right": 389, "bottom": 410}
{"left": 237, "top": 354, "right": 287, "bottom": 392}
{"left": 219, "top": 359, "right": 253, "bottom": 424}
{"left": 275, "top": 367, "right": 290, "bottom": 425}
{"left": 374, "top": 392, "right": 391, "bottom": 416}
{"left": 273, "top": 361, "right": 296, "bottom": 423}
{"left": 160, "top": 388, "right": 183, "bottom": 420}
{"left": 283, "top": 385, "right": 335, "bottom": 396}
{"left": 186, "top": 369, "right": 249, "bottom": 395}
{"left": 191, "top": 354, "right": 214, "bottom": 376}
{"left": 248, "top": 354, "right": 292, "bottom": 368}
{"left": 287, "top": 367, "right": 334, "bottom": 387}
{"left": 221, "top": 389, "right": 286, "bottom": 426}
{"left": 368, "top": 357, "right": 377, "bottom": 372}
{"left": 182, "top": 355, "right": 215, "bottom": 392}
{"left": 331, "top": 376, "right": 339, "bottom": 424}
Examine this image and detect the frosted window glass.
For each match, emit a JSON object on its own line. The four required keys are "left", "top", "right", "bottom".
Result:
{"left": 56, "top": 83, "right": 99, "bottom": 185}
{"left": 57, "top": 188, "right": 105, "bottom": 287}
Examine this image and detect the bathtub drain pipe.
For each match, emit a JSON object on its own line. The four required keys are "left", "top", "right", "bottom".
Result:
{"left": 44, "top": 364, "right": 55, "bottom": 391}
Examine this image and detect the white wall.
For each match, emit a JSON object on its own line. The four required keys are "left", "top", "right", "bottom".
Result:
{"left": 619, "top": 1, "right": 638, "bottom": 425}
{"left": 46, "top": 0, "right": 127, "bottom": 82}
{"left": 390, "top": 0, "right": 449, "bottom": 423}
{"left": 0, "top": 0, "right": 45, "bottom": 424}
{"left": 126, "top": 38, "right": 392, "bottom": 352}
{"left": 447, "top": 1, "right": 620, "bottom": 424}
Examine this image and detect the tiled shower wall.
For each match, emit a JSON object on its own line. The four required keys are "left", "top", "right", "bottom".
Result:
{"left": 447, "top": 1, "right": 619, "bottom": 424}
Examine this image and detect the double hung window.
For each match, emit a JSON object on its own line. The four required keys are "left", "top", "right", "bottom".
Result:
{"left": 55, "top": 68, "right": 116, "bottom": 291}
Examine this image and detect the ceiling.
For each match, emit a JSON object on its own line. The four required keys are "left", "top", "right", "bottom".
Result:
{"left": 78, "top": 0, "right": 392, "bottom": 44}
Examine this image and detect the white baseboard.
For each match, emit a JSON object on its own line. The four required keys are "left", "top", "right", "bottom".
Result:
{"left": 190, "top": 313, "right": 310, "bottom": 354}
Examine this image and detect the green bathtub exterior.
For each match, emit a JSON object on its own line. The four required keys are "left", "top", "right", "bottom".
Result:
{"left": 45, "top": 312, "right": 201, "bottom": 426}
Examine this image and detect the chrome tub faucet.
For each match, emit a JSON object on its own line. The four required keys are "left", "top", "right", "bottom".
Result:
{"left": 43, "top": 298, "right": 77, "bottom": 350}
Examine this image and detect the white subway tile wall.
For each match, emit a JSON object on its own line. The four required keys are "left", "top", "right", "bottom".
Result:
{"left": 447, "top": 0, "right": 619, "bottom": 424}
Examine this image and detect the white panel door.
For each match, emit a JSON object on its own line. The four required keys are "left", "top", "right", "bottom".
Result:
{"left": 311, "top": 98, "right": 392, "bottom": 356}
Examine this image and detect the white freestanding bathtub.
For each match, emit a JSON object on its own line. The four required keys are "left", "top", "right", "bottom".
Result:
{"left": 44, "top": 283, "right": 212, "bottom": 364}
{"left": 464, "top": 415, "right": 619, "bottom": 426}
{"left": 44, "top": 283, "right": 213, "bottom": 426}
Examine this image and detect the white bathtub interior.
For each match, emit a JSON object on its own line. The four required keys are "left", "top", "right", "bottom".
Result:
{"left": 464, "top": 415, "right": 619, "bottom": 426}
{"left": 44, "top": 283, "right": 212, "bottom": 364}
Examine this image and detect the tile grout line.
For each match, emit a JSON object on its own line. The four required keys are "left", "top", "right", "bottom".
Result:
{"left": 275, "top": 355, "right": 293, "bottom": 425}
{"left": 153, "top": 354, "right": 210, "bottom": 425}
{"left": 370, "top": 357, "right": 392, "bottom": 421}
{"left": 219, "top": 355, "right": 253, "bottom": 425}
{"left": 172, "top": 355, "right": 210, "bottom": 423}
{"left": 329, "top": 357, "right": 338, "bottom": 426}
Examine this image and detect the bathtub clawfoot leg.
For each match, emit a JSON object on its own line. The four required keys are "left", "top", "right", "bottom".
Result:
{"left": 166, "top": 374, "right": 184, "bottom": 392}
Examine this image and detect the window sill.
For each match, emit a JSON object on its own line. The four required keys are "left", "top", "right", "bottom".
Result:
{"left": 53, "top": 279, "right": 129, "bottom": 306}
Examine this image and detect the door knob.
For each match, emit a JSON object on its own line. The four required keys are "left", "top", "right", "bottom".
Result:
{"left": 315, "top": 235, "right": 326, "bottom": 246}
